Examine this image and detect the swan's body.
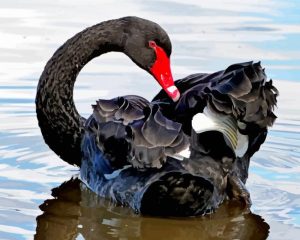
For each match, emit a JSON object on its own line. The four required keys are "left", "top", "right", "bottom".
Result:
{"left": 36, "top": 17, "right": 278, "bottom": 216}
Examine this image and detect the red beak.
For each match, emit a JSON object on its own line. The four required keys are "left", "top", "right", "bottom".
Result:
{"left": 149, "top": 41, "right": 180, "bottom": 102}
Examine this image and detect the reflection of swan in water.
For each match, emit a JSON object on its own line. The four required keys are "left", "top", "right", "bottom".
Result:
{"left": 35, "top": 178, "right": 269, "bottom": 240}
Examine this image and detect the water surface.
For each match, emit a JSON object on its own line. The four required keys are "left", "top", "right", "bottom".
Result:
{"left": 0, "top": 0, "right": 300, "bottom": 239}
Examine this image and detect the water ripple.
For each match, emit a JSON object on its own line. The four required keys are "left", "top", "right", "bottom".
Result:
{"left": 0, "top": 0, "right": 300, "bottom": 239}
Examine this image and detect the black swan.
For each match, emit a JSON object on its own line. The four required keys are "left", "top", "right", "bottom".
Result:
{"left": 36, "top": 16, "right": 278, "bottom": 216}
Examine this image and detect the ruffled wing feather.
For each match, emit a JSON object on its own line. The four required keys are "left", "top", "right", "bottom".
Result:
{"left": 84, "top": 95, "right": 189, "bottom": 170}
{"left": 154, "top": 61, "right": 278, "bottom": 132}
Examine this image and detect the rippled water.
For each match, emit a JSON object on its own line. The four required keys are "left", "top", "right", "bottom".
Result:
{"left": 0, "top": 0, "right": 299, "bottom": 239}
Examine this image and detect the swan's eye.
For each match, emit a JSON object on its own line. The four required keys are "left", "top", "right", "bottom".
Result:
{"left": 149, "top": 41, "right": 157, "bottom": 49}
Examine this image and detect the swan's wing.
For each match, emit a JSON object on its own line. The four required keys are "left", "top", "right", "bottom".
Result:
{"left": 154, "top": 61, "right": 278, "bottom": 130}
{"left": 84, "top": 95, "right": 189, "bottom": 170}
{"left": 152, "top": 61, "right": 278, "bottom": 174}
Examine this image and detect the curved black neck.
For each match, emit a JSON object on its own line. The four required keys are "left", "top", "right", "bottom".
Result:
{"left": 36, "top": 19, "right": 125, "bottom": 166}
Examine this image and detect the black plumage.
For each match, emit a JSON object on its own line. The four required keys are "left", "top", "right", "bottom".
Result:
{"left": 36, "top": 16, "right": 278, "bottom": 216}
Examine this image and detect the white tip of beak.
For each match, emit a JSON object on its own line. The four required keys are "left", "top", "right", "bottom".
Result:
{"left": 166, "top": 86, "right": 180, "bottom": 102}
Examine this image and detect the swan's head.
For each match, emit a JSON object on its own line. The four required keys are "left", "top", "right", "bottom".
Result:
{"left": 121, "top": 16, "right": 180, "bottom": 102}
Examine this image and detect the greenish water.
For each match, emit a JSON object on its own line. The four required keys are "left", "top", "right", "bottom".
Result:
{"left": 0, "top": 0, "right": 299, "bottom": 239}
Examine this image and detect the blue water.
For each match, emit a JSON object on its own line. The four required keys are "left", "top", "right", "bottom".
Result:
{"left": 0, "top": 0, "right": 299, "bottom": 239}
